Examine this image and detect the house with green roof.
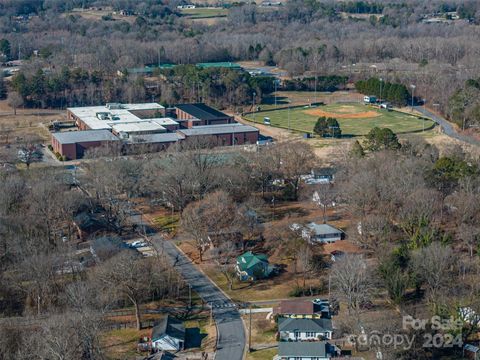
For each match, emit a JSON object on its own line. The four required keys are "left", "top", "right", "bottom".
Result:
{"left": 235, "top": 251, "right": 273, "bottom": 281}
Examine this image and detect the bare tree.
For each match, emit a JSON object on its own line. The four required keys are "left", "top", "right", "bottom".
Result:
{"left": 93, "top": 251, "right": 178, "bottom": 330}
{"left": 212, "top": 241, "right": 238, "bottom": 291}
{"left": 330, "top": 254, "right": 371, "bottom": 316}
{"left": 274, "top": 141, "right": 317, "bottom": 201}
{"left": 411, "top": 242, "right": 455, "bottom": 307}
{"left": 311, "top": 183, "right": 337, "bottom": 223}
{"left": 456, "top": 224, "right": 480, "bottom": 258}
{"left": 7, "top": 91, "right": 23, "bottom": 116}
{"left": 181, "top": 191, "right": 238, "bottom": 261}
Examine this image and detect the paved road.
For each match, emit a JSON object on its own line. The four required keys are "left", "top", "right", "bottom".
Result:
{"left": 414, "top": 106, "right": 480, "bottom": 146}
{"left": 130, "top": 215, "right": 246, "bottom": 360}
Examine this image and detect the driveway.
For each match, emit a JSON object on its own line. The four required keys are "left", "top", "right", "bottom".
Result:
{"left": 129, "top": 215, "right": 246, "bottom": 360}
{"left": 414, "top": 106, "right": 480, "bottom": 146}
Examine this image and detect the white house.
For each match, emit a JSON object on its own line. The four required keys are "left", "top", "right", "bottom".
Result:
{"left": 278, "top": 318, "right": 333, "bottom": 341}
{"left": 151, "top": 316, "right": 185, "bottom": 352}
{"left": 302, "top": 222, "right": 343, "bottom": 244}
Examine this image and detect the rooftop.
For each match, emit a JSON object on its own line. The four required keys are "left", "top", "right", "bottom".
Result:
{"left": 111, "top": 121, "right": 166, "bottom": 134}
{"left": 179, "top": 123, "right": 259, "bottom": 137}
{"left": 52, "top": 130, "right": 119, "bottom": 144}
{"left": 237, "top": 251, "right": 269, "bottom": 272}
{"left": 152, "top": 316, "right": 185, "bottom": 342}
{"left": 274, "top": 300, "right": 316, "bottom": 315}
{"left": 127, "top": 133, "right": 184, "bottom": 144}
{"left": 175, "top": 103, "right": 230, "bottom": 121}
{"left": 68, "top": 103, "right": 164, "bottom": 130}
{"left": 306, "top": 222, "right": 343, "bottom": 235}
{"left": 278, "top": 341, "right": 327, "bottom": 357}
{"left": 196, "top": 62, "right": 242, "bottom": 69}
{"left": 278, "top": 317, "right": 332, "bottom": 332}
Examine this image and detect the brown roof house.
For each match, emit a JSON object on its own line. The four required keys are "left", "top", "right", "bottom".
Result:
{"left": 274, "top": 299, "right": 330, "bottom": 320}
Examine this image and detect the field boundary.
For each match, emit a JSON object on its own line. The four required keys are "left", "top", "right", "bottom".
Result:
{"left": 243, "top": 102, "right": 436, "bottom": 137}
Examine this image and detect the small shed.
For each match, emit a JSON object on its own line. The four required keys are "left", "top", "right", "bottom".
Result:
{"left": 151, "top": 316, "right": 185, "bottom": 352}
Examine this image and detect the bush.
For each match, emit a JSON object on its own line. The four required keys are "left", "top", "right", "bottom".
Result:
{"left": 47, "top": 144, "right": 53, "bottom": 151}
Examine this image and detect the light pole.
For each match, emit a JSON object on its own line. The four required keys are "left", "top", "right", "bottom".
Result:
{"left": 422, "top": 98, "right": 426, "bottom": 132}
{"left": 379, "top": 78, "right": 383, "bottom": 104}
{"left": 252, "top": 92, "right": 256, "bottom": 123}
{"left": 288, "top": 103, "right": 291, "bottom": 131}
{"left": 274, "top": 79, "right": 277, "bottom": 108}
{"left": 410, "top": 84, "right": 416, "bottom": 112}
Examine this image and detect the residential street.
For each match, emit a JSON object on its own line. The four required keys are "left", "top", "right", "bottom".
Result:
{"left": 414, "top": 106, "right": 480, "bottom": 146}
{"left": 129, "top": 215, "right": 246, "bottom": 360}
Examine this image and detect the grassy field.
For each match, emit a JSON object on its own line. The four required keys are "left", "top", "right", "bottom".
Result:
{"left": 246, "top": 347, "right": 278, "bottom": 360}
{"left": 245, "top": 102, "right": 435, "bottom": 136}
{"left": 180, "top": 7, "right": 228, "bottom": 19}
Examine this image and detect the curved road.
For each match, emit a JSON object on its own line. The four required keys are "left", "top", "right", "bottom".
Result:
{"left": 414, "top": 106, "right": 480, "bottom": 146}
{"left": 131, "top": 215, "right": 246, "bottom": 360}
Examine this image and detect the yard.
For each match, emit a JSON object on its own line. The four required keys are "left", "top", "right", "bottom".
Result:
{"left": 244, "top": 102, "right": 435, "bottom": 136}
{"left": 180, "top": 7, "right": 228, "bottom": 19}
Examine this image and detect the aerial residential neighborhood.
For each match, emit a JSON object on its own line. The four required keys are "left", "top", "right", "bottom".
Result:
{"left": 2, "top": 1, "right": 480, "bottom": 360}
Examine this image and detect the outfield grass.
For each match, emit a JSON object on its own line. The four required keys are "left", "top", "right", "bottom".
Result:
{"left": 181, "top": 7, "right": 228, "bottom": 18}
{"left": 245, "top": 102, "right": 435, "bottom": 136}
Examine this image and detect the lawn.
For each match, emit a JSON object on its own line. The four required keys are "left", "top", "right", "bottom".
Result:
{"left": 180, "top": 7, "right": 228, "bottom": 19}
{"left": 244, "top": 102, "right": 435, "bottom": 136}
{"left": 246, "top": 347, "right": 278, "bottom": 360}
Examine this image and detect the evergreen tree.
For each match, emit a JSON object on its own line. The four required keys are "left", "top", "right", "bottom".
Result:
{"left": 0, "top": 39, "right": 11, "bottom": 60}
{"left": 364, "top": 127, "right": 400, "bottom": 151}
{"left": 350, "top": 140, "right": 365, "bottom": 157}
{"left": 314, "top": 116, "right": 328, "bottom": 136}
{"left": 314, "top": 116, "right": 342, "bottom": 137}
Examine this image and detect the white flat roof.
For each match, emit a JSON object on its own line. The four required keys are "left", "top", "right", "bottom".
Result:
{"left": 111, "top": 121, "right": 166, "bottom": 134}
{"left": 179, "top": 123, "right": 259, "bottom": 136}
{"left": 148, "top": 118, "right": 179, "bottom": 126}
{"left": 67, "top": 103, "right": 165, "bottom": 130}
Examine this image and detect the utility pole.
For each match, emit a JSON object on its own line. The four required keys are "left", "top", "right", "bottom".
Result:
{"left": 422, "top": 98, "right": 426, "bottom": 132}
{"left": 252, "top": 92, "right": 256, "bottom": 123}
{"left": 188, "top": 284, "right": 192, "bottom": 308}
{"left": 209, "top": 303, "right": 213, "bottom": 326}
{"left": 248, "top": 304, "right": 252, "bottom": 352}
{"left": 274, "top": 79, "right": 277, "bottom": 108}
{"left": 288, "top": 104, "right": 291, "bottom": 131}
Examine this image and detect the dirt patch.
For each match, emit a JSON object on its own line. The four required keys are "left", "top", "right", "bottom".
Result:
{"left": 304, "top": 108, "right": 381, "bottom": 119}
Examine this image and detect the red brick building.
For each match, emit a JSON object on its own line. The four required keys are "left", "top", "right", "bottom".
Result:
{"left": 178, "top": 123, "right": 259, "bottom": 146}
{"left": 51, "top": 130, "right": 120, "bottom": 160}
{"left": 175, "top": 103, "right": 234, "bottom": 128}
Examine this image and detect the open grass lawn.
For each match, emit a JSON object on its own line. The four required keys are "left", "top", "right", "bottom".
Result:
{"left": 101, "top": 328, "right": 150, "bottom": 360}
{"left": 246, "top": 347, "right": 278, "bottom": 360}
{"left": 245, "top": 102, "right": 435, "bottom": 136}
{"left": 181, "top": 7, "right": 228, "bottom": 18}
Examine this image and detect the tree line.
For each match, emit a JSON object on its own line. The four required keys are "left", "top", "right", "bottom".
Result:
{"left": 355, "top": 77, "right": 411, "bottom": 106}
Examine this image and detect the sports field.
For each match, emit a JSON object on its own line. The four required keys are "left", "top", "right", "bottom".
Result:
{"left": 180, "top": 7, "right": 228, "bottom": 19}
{"left": 244, "top": 102, "right": 435, "bottom": 136}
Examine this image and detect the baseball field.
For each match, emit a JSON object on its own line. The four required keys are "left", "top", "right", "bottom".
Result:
{"left": 244, "top": 102, "right": 435, "bottom": 136}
